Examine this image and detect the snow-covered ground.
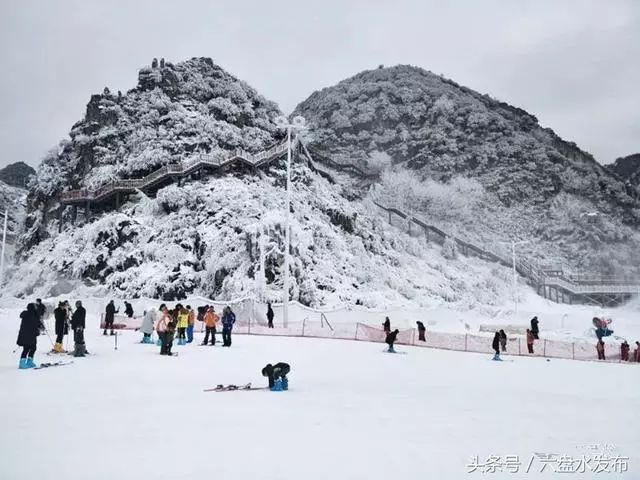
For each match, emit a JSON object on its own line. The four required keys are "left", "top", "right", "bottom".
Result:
{"left": 0, "top": 307, "right": 637, "bottom": 479}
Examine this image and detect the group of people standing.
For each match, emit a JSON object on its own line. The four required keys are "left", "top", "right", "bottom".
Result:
{"left": 135, "top": 303, "right": 236, "bottom": 356}
{"left": 16, "top": 299, "right": 88, "bottom": 369}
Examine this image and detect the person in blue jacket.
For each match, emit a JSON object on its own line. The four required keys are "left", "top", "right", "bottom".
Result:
{"left": 221, "top": 306, "right": 236, "bottom": 347}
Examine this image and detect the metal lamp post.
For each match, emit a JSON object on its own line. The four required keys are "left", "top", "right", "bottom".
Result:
{"left": 499, "top": 239, "right": 530, "bottom": 315}
{"left": 274, "top": 115, "right": 306, "bottom": 328}
{"left": 0, "top": 210, "right": 7, "bottom": 289}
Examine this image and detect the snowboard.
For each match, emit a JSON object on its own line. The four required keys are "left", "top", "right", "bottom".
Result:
{"left": 204, "top": 383, "right": 266, "bottom": 392}
{"left": 34, "top": 361, "right": 74, "bottom": 370}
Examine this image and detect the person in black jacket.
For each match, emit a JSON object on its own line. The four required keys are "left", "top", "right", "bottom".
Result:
{"left": 17, "top": 303, "right": 39, "bottom": 369}
{"left": 530, "top": 317, "right": 539, "bottom": 340}
{"left": 124, "top": 301, "right": 134, "bottom": 318}
{"left": 52, "top": 302, "right": 68, "bottom": 353}
{"left": 499, "top": 329, "right": 507, "bottom": 352}
{"left": 492, "top": 332, "right": 501, "bottom": 360}
{"left": 262, "top": 362, "right": 291, "bottom": 391}
{"left": 385, "top": 329, "right": 399, "bottom": 353}
{"left": 382, "top": 317, "right": 391, "bottom": 334}
{"left": 35, "top": 298, "right": 46, "bottom": 334}
{"left": 267, "top": 303, "right": 274, "bottom": 329}
{"left": 416, "top": 321, "right": 426, "bottom": 342}
{"left": 104, "top": 300, "right": 118, "bottom": 336}
{"left": 72, "top": 301, "right": 88, "bottom": 357}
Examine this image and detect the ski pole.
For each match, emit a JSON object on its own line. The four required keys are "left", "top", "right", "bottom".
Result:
{"left": 115, "top": 331, "right": 118, "bottom": 351}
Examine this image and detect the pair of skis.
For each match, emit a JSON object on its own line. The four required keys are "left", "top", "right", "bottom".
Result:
{"left": 203, "top": 383, "right": 267, "bottom": 392}
{"left": 34, "top": 361, "right": 74, "bottom": 370}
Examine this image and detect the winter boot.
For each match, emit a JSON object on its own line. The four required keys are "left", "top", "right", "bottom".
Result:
{"left": 281, "top": 377, "right": 288, "bottom": 391}
{"left": 492, "top": 353, "right": 501, "bottom": 361}
{"left": 26, "top": 357, "right": 36, "bottom": 368}
{"left": 110, "top": 330, "right": 115, "bottom": 336}
{"left": 53, "top": 342, "right": 65, "bottom": 353}
{"left": 19, "top": 358, "right": 29, "bottom": 369}
{"left": 271, "top": 378, "right": 283, "bottom": 392}
{"left": 387, "top": 346, "right": 395, "bottom": 353}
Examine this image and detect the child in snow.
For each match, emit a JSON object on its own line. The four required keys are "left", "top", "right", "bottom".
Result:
{"left": 202, "top": 307, "right": 219, "bottom": 345}
{"left": 526, "top": 329, "right": 535, "bottom": 354}
{"left": 620, "top": 341, "right": 630, "bottom": 361}
{"left": 262, "top": 362, "right": 291, "bottom": 391}
{"left": 186, "top": 305, "right": 195, "bottom": 343}
{"left": 382, "top": 317, "right": 391, "bottom": 334}
{"left": 596, "top": 339, "right": 605, "bottom": 360}
{"left": 499, "top": 329, "right": 507, "bottom": 352}
{"left": 16, "top": 303, "right": 39, "bottom": 369}
{"left": 492, "top": 332, "right": 501, "bottom": 360}
{"left": 385, "top": 329, "right": 399, "bottom": 353}
{"left": 140, "top": 307, "right": 156, "bottom": 344}
{"left": 416, "top": 321, "right": 426, "bottom": 342}
{"left": 221, "top": 306, "right": 236, "bottom": 347}
{"left": 176, "top": 304, "right": 189, "bottom": 345}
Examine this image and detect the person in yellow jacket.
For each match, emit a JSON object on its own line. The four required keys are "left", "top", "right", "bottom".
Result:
{"left": 201, "top": 306, "right": 219, "bottom": 346}
{"left": 176, "top": 304, "right": 189, "bottom": 346}
{"left": 186, "top": 305, "right": 195, "bottom": 344}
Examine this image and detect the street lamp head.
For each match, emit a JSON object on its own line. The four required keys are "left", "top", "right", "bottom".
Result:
{"left": 273, "top": 115, "right": 307, "bottom": 131}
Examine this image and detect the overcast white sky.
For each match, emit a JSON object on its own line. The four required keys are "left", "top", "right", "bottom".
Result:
{"left": 0, "top": 0, "right": 638, "bottom": 169}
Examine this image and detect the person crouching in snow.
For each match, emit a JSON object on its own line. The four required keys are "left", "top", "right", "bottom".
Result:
{"left": 17, "top": 303, "right": 39, "bottom": 369}
{"left": 526, "top": 329, "right": 535, "bottom": 354}
{"left": 140, "top": 307, "right": 156, "bottom": 344}
{"left": 492, "top": 332, "right": 501, "bottom": 360}
{"left": 176, "top": 304, "right": 189, "bottom": 346}
{"left": 596, "top": 339, "right": 605, "bottom": 360}
{"left": 416, "top": 321, "right": 426, "bottom": 342}
{"left": 186, "top": 305, "right": 195, "bottom": 343}
{"left": 385, "top": 329, "right": 399, "bottom": 353}
{"left": 262, "top": 362, "right": 291, "bottom": 391}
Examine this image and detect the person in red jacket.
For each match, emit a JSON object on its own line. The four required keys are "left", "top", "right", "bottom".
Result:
{"left": 596, "top": 339, "right": 605, "bottom": 360}
{"left": 526, "top": 329, "right": 535, "bottom": 354}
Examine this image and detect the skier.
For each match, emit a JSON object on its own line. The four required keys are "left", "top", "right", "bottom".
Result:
{"left": 530, "top": 316, "right": 539, "bottom": 340}
{"left": 201, "top": 306, "right": 219, "bottom": 345}
{"left": 382, "top": 316, "right": 391, "bottom": 334}
{"left": 35, "top": 298, "right": 46, "bottom": 334}
{"left": 104, "top": 300, "right": 118, "bottom": 336}
{"left": 71, "top": 300, "right": 88, "bottom": 357}
{"left": 156, "top": 304, "right": 175, "bottom": 356}
{"left": 526, "top": 329, "right": 535, "bottom": 354}
{"left": 52, "top": 301, "right": 68, "bottom": 353}
{"left": 385, "top": 328, "right": 399, "bottom": 353}
{"left": 186, "top": 305, "right": 195, "bottom": 343}
{"left": 416, "top": 321, "right": 426, "bottom": 342}
{"left": 499, "top": 329, "right": 507, "bottom": 352}
{"left": 262, "top": 362, "right": 291, "bottom": 391}
{"left": 176, "top": 304, "right": 189, "bottom": 345}
{"left": 620, "top": 341, "right": 630, "bottom": 361}
{"left": 492, "top": 332, "right": 501, "bottom": 360}
{"left": 16, "top": 303, "right": 39, "bottom": 369}
{"left": 267, "top": 302, "right": 274, "bottom": 328}
{"left": 140, "top": 306, "right": 156, "bottom": 344}
{"left": 124, "top": 301, "right": 134, "bottom": 318}
{"left": 221, "top": 306, "right": 236, "bottom": 347}
{"left": 596, "top": 339, "right": 605, "bottom": 360}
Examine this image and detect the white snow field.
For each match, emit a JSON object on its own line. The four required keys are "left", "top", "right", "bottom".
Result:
{"left": 0, "top": 309, "right": 638, "bottom": 480}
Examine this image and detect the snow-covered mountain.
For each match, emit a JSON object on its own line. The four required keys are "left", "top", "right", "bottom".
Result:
{"left": 0, "top": 162, "right": 34, "bottom": 189}
{"left": 611, "top": 153, "right": 640, "bottom": 188}
{"left": 9, "top": 60, "right": 640, "bottom": 303}
{"left": 293, "top": 65, "right": 640, "bottom": 276}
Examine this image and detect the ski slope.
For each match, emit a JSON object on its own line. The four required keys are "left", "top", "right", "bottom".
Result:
{"left": 0, "top": 311, "right": 638, "bottom": 479}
